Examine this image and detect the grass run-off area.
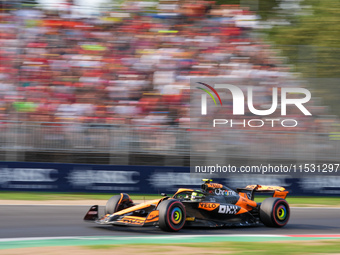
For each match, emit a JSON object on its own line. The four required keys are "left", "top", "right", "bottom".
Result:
{"left": 0, "top": 192, "right": 339, "bottom": 206}
{"left": 84, "top": 240, "right": 340, "bottom": 255}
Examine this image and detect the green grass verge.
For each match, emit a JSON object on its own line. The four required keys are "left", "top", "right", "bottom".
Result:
{"left": 84, "top": 240, "right": 340, "bottom": 254}
{"left": 0, "top": 191, "right": 339, "bottom": 206}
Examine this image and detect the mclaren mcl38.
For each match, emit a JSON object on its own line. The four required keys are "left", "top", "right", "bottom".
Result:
{"left": 84, "top": 179, "right": 290, "bottom": 232}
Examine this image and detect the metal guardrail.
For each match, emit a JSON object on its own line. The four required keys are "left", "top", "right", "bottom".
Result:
{"left": 0, "top": 121, "right": 339, "bottom": 162}
{"left": 0, "top": 121, "right": 189, "bottom": 154}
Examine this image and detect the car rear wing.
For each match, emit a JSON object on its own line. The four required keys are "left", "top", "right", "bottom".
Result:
{"left": 237, "top": 184, "right": 289, "bottom": 200}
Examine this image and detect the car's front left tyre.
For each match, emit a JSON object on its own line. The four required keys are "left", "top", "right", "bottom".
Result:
{"left": 105, "top": 193, "right": 133, "bottom": 214}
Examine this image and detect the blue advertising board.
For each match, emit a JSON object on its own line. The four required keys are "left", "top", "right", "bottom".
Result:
{"left": 0, "top": 162, "right": 339, "bottom": 196}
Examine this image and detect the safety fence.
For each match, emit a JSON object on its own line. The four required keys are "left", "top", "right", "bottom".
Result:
{"left": 0, "top": 121, "right": 339, "bottom": 164}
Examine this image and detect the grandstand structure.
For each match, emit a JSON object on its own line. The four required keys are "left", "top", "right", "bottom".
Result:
{"left": 0, "top": 0, "right": 337, "bottom": 166}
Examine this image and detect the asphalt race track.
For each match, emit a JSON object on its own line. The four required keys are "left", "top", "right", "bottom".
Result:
{"left": 1, "top": 205, "right": 339, "bottom": 238}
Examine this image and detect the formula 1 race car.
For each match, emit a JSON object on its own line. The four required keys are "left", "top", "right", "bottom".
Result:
{"left": 84, "top": 179, "right": 290, "bottom": 232}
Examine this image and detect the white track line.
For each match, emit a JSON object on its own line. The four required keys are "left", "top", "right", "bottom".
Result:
{"left": 0, "top": 204, "right": 92, "bottom": 206}
{"left": 0, "top": 234, "right": 290, "bottom": 242}
{"left": 291, "top": 207, "right": 340, "bottom": 209}
{"left": 1, "top": 234, "right": 340, "bottom": 242}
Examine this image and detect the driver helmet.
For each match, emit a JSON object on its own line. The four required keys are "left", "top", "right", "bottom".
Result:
{"left": 191, "top": 192, "right": 198, "bottom": 201}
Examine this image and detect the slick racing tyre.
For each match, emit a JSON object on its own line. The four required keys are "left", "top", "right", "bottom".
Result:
{"left": 260, "top": 197, "right": 290, "bottom": 227}
{"left": 105, "top": 193, "right": 133, "bottom": 214}
{"left": 158, "top": 199, "right": 186, "bottom": 232}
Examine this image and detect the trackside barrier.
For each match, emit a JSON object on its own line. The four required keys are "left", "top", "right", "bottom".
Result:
{"left": 1, "top": 122, "right": 340, "bottom": 163}
{"left": 0, "top": 162, "right": 339, "bottom": 196}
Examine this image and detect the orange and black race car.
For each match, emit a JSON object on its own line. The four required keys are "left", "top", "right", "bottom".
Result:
{"left": 84, "top": 179, "right": 290, "bottom": 231}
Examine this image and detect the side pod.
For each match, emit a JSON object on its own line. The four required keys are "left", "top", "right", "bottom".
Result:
{"left": 84, "top": 205, "right": 99, "bottom": 221}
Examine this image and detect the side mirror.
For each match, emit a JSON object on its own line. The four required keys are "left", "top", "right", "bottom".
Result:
{"left": 161, "top": 193, "right": 167, "bottom": 197}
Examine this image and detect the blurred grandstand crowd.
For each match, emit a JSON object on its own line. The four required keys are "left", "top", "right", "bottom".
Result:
{"left": 0, "top": 0, "right": 331, "bottom": 133}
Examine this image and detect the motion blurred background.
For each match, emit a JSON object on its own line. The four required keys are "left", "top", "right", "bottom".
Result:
{"left": 0, "top": 0, "right": 339, "bottom": 168}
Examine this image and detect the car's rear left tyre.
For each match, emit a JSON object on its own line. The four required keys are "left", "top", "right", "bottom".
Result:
{"left": 158, "top": 199, "right": 186, "bottom": 232}
{"left": 105, "top": 193, "right": 133, "bottom": 214}
{"left": 260, "top": 197, "right": 290, "bottom": 227}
